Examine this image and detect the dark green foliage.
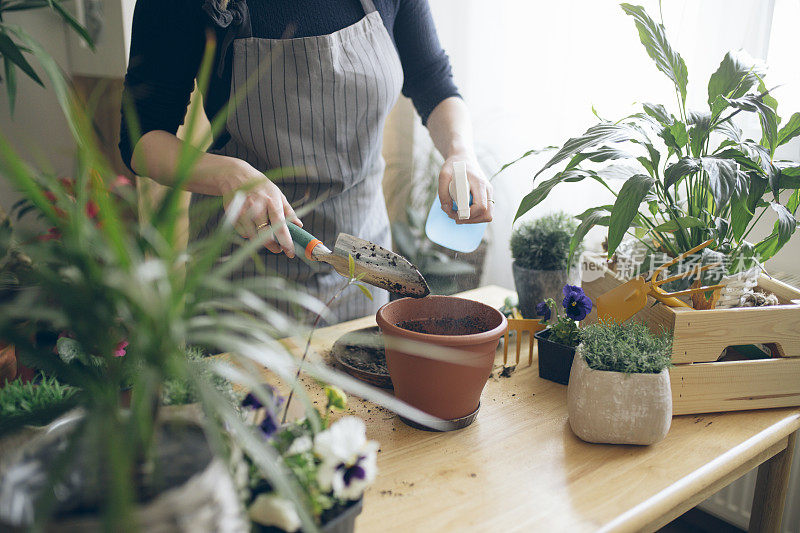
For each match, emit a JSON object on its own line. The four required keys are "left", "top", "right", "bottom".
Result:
{"left": 549, "top": 316, "right": 581, "bottom": 348}
{"left": 0, "top": 374, "right": 77, "bottom": 434}
{"left": 580, "top": 321, "right": 672, "bottom": 374}
{"left": 510, "top": 212, "right": 580, "bottom": 270}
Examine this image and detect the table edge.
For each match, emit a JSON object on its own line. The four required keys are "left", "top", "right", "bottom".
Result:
{"left": 598, "top": 413, "right": 800, "bottom": 533}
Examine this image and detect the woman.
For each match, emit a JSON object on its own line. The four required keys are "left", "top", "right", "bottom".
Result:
{"left": 120, "top": 0, "right": 492, "bottom": 323}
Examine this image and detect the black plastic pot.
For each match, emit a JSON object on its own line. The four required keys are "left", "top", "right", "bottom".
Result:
{"left": 257, "top": 497, "right": 363, "bottom": 533}
{"left": 535, "top": 328, "right": 576, "bottom": 385}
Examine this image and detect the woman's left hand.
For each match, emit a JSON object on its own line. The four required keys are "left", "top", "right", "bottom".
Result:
{"left": 437, "top": 155, "right": 493, "bottom": 224}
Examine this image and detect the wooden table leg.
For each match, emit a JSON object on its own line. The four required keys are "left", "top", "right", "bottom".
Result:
{"left": 748, "top": 430, "right": 797, "bottom": 533}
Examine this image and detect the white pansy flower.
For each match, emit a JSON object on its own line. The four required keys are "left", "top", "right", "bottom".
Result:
{"left": 314, "top": 417, "right": 378, "bottom": 500}
{"left": 248, "top": 494, "right": 301, "bottom": 532}
{"left": 285, "top": 435, "right": 313, "bottom": 456}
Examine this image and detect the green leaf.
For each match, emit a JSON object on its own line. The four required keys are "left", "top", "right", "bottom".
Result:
{"left": 688, "top": 111, "right": 713, "bottom": 158}
{"left": 725, "top": 93, "right": 779, "bottom": 156}
{"left": 664, "top": 157, "right": 701, "bottom": 190}
{"left": 515, "top": 169, "right": 591, "bottom": 222}
{"left": 356, "top": 283, "right": 373, "bottom": 301}
{"left": 3, "top": 56, "right": 16, "bottom": 115}
{"left": 754, "top": 202, "right": 798, "bottom": 261}
{"left": 714, "top": 148, "right": 762, "bottom": 174}
{"left": 701, "top": 157, "right": 743, "bottom": 209}
{"left": 576, "top": 205, "right": 613, "bottom": 222}
{"left": 652, "top": 216, "right": 705, "bottom": 232}
{"left": 494, "top": 146, "right": 556, "bottom": 178}
{"left": 707, "top": 50, "right": 765, "bottom": 107}
{"left": 607, "top": 174, "right": 655, "bottom": 256}
{"left": 0, "top": 30, "right": 43, "bottom": 86}
{"left": 49, "top": 0, "right": 94, "bottom": 50}
{"left": 777, "top": 165, "right": 800, "bottom": 189}
{"left": 569, "top": 207, "right": 610, "bottom": 267}
{"left": 730, "top": 197, "right": 751, "bottom": 243}
{"left": 642, "top": 102, "right": 673, "bottom": 126}
{"left": 659, "top": 121, "right": 688, "bottom": 153}
{"left": 777, "top": 112, "right": 800, "bottom": 148}
{"left": 621, "top": 3, "right": 688, "bottom": 104}
{"left": 533, "top": 123, "right": 644, "bottom": 180}
{"left": 348, "top": 253, "right": 355, "bottom": 278}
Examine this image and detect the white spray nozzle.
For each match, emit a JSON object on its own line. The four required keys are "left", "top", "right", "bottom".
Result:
{"left": 448, "top": 161, "right": 471, "bottom": 220}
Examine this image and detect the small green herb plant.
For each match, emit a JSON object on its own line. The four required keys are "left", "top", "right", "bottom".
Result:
{"left": 0, "top": 374, "right": 77, "bottom": 433}
{"left": 511, "top": 212, "right": 581, "bottom": 271}
{"left": 580, "top": 321, "right": 673, "bottom": 374}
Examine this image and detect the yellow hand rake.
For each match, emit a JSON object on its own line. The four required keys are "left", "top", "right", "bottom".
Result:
{"left": 503, "top": 315, "right": 547, "bottom": 367}
{"left": 596, "top": 239, "right": 725, "bottom": 323}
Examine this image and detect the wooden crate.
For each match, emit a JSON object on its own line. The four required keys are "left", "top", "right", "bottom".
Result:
{"left": 582, "top": 259, "right": 800, "bottom": 415}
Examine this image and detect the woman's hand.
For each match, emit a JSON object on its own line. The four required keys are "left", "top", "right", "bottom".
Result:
{"left": 131, "top": 132, "right": 302, "bottom": 258}
{"left": 219, "top": 158, "right": 302, "bottom": 258}
{"left": 437, "top": 154, "right": 493, "bottom": 224}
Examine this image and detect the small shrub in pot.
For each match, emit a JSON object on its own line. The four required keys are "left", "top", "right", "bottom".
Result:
{"left": 568, "top": 321, "right": 673, "bottom": 445}
{"left": 511, "top": 212, "right": 582, "bottom": 318}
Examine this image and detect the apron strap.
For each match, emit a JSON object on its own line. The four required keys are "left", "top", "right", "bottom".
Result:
{"left": 359, "top": 0, "right": 377, "bottom": 14}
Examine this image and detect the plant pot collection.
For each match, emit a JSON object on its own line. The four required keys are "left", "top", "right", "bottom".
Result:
{"left": 582, "top": 256, "right": 800, "bottom": 415}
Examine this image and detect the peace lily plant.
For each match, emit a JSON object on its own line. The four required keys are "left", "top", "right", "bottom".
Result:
{"left": 504, "top": 3, "right": 800, "bottom": 277}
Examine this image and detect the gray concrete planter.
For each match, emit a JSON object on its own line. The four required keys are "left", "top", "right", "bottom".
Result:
{"left": 567, "top": 346, "right": 672, "bottom": 445}
{"left": 512, "top": 262, "right": 576, "bottom": 319}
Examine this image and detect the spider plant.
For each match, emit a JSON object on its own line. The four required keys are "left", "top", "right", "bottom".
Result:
{"left": 504, "top": 2, "right": 800, "bottom": 274}
{"left": 0, "top": 32, "right": 446, "bottom": 532}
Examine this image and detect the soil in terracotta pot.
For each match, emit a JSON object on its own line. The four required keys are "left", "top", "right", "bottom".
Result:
{"left": 395, "top": 316, "right": 486, "bottom": 335}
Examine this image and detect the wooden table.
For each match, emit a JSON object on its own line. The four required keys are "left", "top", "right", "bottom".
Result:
{"left": 281, "top": 286, "right": 800, "bottom": 532}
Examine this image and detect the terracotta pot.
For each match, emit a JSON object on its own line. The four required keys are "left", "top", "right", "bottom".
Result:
{"left": 567, "top": 347, "right": 672, "bottom": 445}
{"left": 0, "top": 343, "right": 17, "bottom": 385}
{"left": 376, "top": 296, "right": 507, "bottom": 422}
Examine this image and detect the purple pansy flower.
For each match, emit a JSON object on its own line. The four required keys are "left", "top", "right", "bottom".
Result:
{"left": 535, "top": 301, "right": 551, "bottom": 321}
{"left": 241, "top": 392, "right": 263, "bottom": 410}
{"left": 336, "top": 455, "right": 368, "bottom": 488}
{"left": 562, "top": 285, "right": 592, "bottom": 321}
{"left": 258, "top": 411, "right": 279, "bottom": 439}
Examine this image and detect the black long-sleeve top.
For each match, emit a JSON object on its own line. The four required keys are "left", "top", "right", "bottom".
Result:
{"left": 119, "top": 0, "right": 460, "bottom": 170}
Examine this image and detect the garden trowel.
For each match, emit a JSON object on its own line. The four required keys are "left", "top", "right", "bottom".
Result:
{"left": 286, "top": 223, "right": 430, "bottom": 298}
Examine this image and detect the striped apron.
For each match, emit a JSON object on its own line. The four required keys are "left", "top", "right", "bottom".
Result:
{"left": 191, "top": 0, "right": 403, "bottom": 324}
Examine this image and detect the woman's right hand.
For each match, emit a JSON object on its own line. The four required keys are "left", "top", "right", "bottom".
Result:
{"left": 219, "top": 158, "right": 302, "bottom": 258}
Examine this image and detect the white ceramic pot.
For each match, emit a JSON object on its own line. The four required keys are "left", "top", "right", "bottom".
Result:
{"left": 567, "top": 346, "right": 672, "bottom": 445}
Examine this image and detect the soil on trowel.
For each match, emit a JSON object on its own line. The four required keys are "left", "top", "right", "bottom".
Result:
{"left": 395, "top": 316, "right": 486, "bottom": 336}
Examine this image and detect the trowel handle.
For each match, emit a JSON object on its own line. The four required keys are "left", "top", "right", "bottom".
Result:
{"left": 287, "top": 222, "right": 323, "bottom": 260}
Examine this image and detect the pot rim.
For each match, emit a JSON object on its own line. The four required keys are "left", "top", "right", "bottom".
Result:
{"left": 376, "top": 296, "right": 508, "bottom": 346}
